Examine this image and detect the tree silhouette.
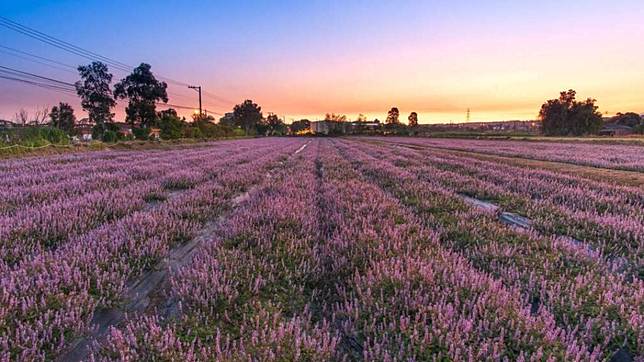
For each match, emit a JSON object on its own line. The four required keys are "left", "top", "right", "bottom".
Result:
{"left": 408, "top": 112, "right": 418, "bottom": 127}
{"left": 290, "top": 119, "right": 310, "bottom": 133}
{"left": 264, "top": 113, "right": 287, "bottom": 135}
{"left": 114, "top": 63, "right": 168, "bottom": 128}
{"left": 386, "top": 107, "right": 400, "bottom": 124}
{"left": 75, "top": 62, "right": 115, "bottom": 135}
{"left": 49, "top": 102, "right": 76, "bottom": 133}
{"left": 218, "top": 113, "right": 235, "bottom": 127}
{"left": 355, "top": 114, "right": 368, "bottom": 122}
{"left": 610, "top": 112, "right": 641, "bottom": 127}
{"left": 157, "top": 108, "right": 184, "bottom": 139}
{"left": 539, "top": 90, "right": 603, "bottom": 136}
{"left": 233, "top": 100, "right": 263, "bottom": 135}
{"left": 192, "top": 113, "right": 215, "bottom": 122}
{"left": 13, "top": 109, "right": 29, "bottom": 125}
{"left": 324, "top": 113, "right": 347, "bottom": 122}
{"left": 32, "top": 107, "right": 49, "bottom": 125}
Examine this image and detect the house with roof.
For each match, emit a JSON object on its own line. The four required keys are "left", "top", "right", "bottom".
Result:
{"left": 72, "top": 124, "right": 93, "bottom": 142}
{"left": 148, "top": 127, "right": 161, "bottom": 140}
{"left": 113, "top": 122, "right": 133, "bottom": 138}
{"left": 599, "top": 124, "right": 634, "bottom": 136}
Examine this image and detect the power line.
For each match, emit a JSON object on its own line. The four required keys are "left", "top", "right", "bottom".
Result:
{"left": 0, "top": 17, "right": 131, "bottom": 72}
{"left": 0, "top": 75, "right": 77, "bottom": 94}
{"left": 0, "top": 16, "right": 204, "bottom": 90}
{"left": 0, "top": 72, "right": 222, "bottom": 119}
{"left": 202, "top": 90, "right": 234, "bottom": 105}
{"left": 157, "top": 102, "right": 221, "bottom": 115}
{"left": 0, "top": 47, "right": 194, "bottom": 102}
{"left": 0, "top": 17, "right": 235, "bottom": 108}
{"left": 0, "top": 55, "right": 227, "bottom": 116}
{"left": 0, "top": 65, "right": 76, "bottom": 88}
{"left": 0, "top": 43, "right": 77, "bottom": 69}
{"left": 0, "top": 44, "right": 202, "bottom": 105}
{"left": 205, "top": 109, "right": 222, "bottom": 116}
{"left": 0, "top": 48, "right": 77, "bottom": 75}
{"left": 0, "top": 72, "right": 220, "bottom": 116}
{"left": 0, "top": 16, "right": 130, "bottom": 69}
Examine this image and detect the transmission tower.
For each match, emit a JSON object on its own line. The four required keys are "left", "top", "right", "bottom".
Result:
{"left": 466, "top": 108, "right": 471, "bottom": 122}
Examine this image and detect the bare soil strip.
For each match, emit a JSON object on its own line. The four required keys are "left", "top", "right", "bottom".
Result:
{"left": 460, "top": 194, "right": 632, "bottom": 277}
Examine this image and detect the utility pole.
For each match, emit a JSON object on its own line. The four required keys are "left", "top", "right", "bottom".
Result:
{"left": 188, "top": 85, "right": 202, "bottom": 117}
{"left": 466, "top": 108, "right": 471, "bottom": 122}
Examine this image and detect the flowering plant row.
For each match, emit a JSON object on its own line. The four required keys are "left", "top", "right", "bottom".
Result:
{"left": 94, "top": 139, "right": 641, "bottom": 361}
{"left": 374, "top": 137, "right": 644, "bottom": 171}
{"left": 0, "top": 139, "right": 304, "bottom": 360}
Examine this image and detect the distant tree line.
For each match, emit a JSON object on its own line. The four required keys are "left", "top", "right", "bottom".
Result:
{"left": 3, "top": 60, "right": 297, "bottom": 143}
{"left": 10, "top": 66, "right": 643, "bottom": 142}
{"left": 539, "top": 89, "right": 643, "bottom": 136}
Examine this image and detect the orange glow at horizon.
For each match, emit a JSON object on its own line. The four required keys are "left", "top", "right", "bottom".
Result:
{"left": 2, "top": 2, "right": 643, "bottom": 124}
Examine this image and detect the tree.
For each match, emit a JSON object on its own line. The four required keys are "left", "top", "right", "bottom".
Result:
{"left": 32, "top": 107, "right": 49, "bottom": 125}
{"left": 355, "top": 114, "right": 368, "bottom": 123}
{"left": 75, "top": 62, "right": 116, "bottom": 135}
{"left": 568, "top": 98, "right": 603, "bottom": 135}
{"left": 386, "top": 107, "right": 400, "bottom": 124}
{"left": 49, "top": 103, "right": 76, "bottom": 133}
{"left": 13, "top": 109, "right": 29, "bottom": 125}
{"left": 114, "top": 63, "right": 168, "bottom": 128}
{"left": 192, "top": 113, "right": 215, "bottom": 123}
{"left": 263, "top": 113, "right": 287, "bottom": 136}
{"left": 233, "top": 99, "right": 263, "bottom": 135}
{"left": 158, "top": 108, "right": 184, "bottom": 139}
{"left": 539, "top": 90, "right": 603, "bottom": 136}
{"left": 12, "top": 108, "right": 49, "bottom": 126}
{"left": 408, "top": 112, "right": 418, "bottom": 127}
{"left": 290, "top": 119, "right": 310, "bottom": 134}
{"left": 218, "top": 113, "right": 235, "bottom": 127}
{"left": 324, "top": 113, "right": 347, "bottom": 122}
{"left": 610, "top": 112, "right": 641, "bottom": 127}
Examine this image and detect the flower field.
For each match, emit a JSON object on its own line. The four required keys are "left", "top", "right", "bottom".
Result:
{"left": 0, "top": 137, "right": 642, "bottom": 361}
{"left": 374, "top": 137, "right": 644, "bottom": 172}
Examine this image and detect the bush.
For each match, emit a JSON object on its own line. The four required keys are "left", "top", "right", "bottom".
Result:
{"left": 158, "top": 109, "right": 185, "bottom": 140}
{"left": 633, "top": 124, "right": 644, "bottom": 134}
{"left": 133, "top": 127, "right": 150, "bottom": 140}
{"left": 102, "top": 130, "right": 118, "bottom": 143}
{"left": 183, "top": 126, "right": 203, "bottom": 139}
{"left": 0, "top": 127, "right": 69, "bottom": 146}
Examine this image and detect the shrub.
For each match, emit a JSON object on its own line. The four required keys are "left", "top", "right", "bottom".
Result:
{"left": 133, "top": 127, "right": 150, "bottom": 140}
{"left": 0, "top": 126, "right": 69, "bottom": 146}
{"left": 102, "top": 130, "right": 118, "bottom": 143}
{"left": 633, "top": 124, "right": 644, "bottom": 134}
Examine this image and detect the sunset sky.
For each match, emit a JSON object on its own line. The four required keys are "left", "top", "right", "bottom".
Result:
{"left": 1, "top": 0, "right": 643, "bottom": 123}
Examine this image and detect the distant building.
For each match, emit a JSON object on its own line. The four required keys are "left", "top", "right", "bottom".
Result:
{"left": 599, "top": 124, "right": 634, "bottom": 136}
{"left": 347, "top": 120, "right": 382, "bottom": 135}
{"left": 114, "top": 122, "right": 133, "bottom": 138}
{"left": 310, "top": 120, "right": 384, "bottom": 135}
{"left": 417, "top": 120, "right": 542, "bottom": 134}
{"left": 73, "top": 124, "right": 93, "bottom": 142}
{"left": 310, "top": 121, "right": 347, "bottom": 135}
{"left": 0, "top": 120, "right": 16, "bottom": 129}
{"left": 149, "top": 127, "right": 161, "bottom": 140}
